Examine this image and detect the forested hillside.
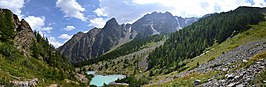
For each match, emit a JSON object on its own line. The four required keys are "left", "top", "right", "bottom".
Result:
{"left": 77, "top": 34, "right": 166, "bottom": 67}
{"left": 0, "top": 9, "right": 80, "bottom": 86}
{"left": 148, "top": 7, "right": 265, "bottom": 74}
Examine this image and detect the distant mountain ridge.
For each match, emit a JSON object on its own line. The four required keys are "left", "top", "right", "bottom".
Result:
{"left": 58, "top": 11, "right": 199, "bottom": 64}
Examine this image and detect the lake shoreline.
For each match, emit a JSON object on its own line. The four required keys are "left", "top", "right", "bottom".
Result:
{"left": 87, "top": 71, "right": 127, "bottom": 86}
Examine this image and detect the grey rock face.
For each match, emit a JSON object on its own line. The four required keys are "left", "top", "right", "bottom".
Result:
{"left": 58, "top": 18, "right": 131, "bottom": 63}
{"left": 14, "top": 19, "right": 36, "bottom": 57}
{"left": 0, "top": 9, "right": 35, "bottom": 57}
{"left": 59, "top": 12, "right": 198, "bottom": 64}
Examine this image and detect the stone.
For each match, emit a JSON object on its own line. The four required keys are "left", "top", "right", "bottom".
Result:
{"left": 245, "top": 78, "right": 251, "bottom": 82}
{"left": 259, "top": 66, "right": 265, "bottom": 69}
{"left": 228, "top": 82, "right": 237, "bottom": 87}
{"left": 236, "top": 84, "right": 244, "bottom": 87}
{"left": 263, "top": 80, "right": 266, "bottom": 83}
{"left": 226, "top": 74, "right": 234, "bottom": 79}
{"left": 222, "top": 68, "right": 229, "bottom": 72}
{"left": 194, "top": 80, "right": 201, "bottom": 86}
{"left": 219, "top": 80, "right": 226, "bottom": 83}
{"left": 242, "top": 59, "right": 248, "bottom": 63}
{"left": 234, "top": 76, "right": 240, "bottom": 79}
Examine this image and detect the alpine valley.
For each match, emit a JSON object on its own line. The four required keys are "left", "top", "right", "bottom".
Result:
{"left": 0, "top": 5, "right": 266, "bottom": 87}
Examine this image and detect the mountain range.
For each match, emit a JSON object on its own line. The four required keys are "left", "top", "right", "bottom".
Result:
{"left": 58, "top": 12, "right": 199, "bottom": 64}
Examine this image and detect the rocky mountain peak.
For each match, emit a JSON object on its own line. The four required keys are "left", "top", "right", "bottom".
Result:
{"left": 59, "top": 11, "right": 199, "bottom": 64}
{"left": 14, "top": 18, "right": 35, "bottom": 57}
{"left": 104, "top": 18, "right": 118, "bottom": 27}
{"left": 0, "top": 9, "right": 36, "bottom": 57}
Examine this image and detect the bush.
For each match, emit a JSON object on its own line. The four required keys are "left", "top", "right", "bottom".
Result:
{"left": 0, "top": 43, "right": 22, "bottom": 61}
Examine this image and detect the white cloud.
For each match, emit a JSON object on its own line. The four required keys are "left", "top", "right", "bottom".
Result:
{"left": 97, "top": 0, "right": 266, "bottom": 23}
{"left": 42, "top": 27, "right": 53, "bottom": 33}
{"left": 94, "top": 8, "right": 107, "bottom": 16}
{"left": 58, "top": 34, "right": 72, "bottom": 40}
{"left": 24, "top": 16, "right": 53, "bottom": 34}
{"left": 48, "top": 36, "right": 63, "bottom": 48}
{"left": 63, "top": 26, "right": 76, "bottom": 31}
{"left": 0, "top": 0, "right": 25, "bottom": 18}
{"left": 89, "top": 17, "right": 106, "bottom": 28}
{"left": 56, "top": 0, "right": 86, "bottom": 21}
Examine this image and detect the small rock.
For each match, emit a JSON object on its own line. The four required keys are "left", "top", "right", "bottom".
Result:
{"left": 222, "top": 68, "right": 228, "bottom": 72}
{"left": 263, "top": 80, "right": 266, "bottom": 83}
{"left": 194, "top": 80, "right": 201, "bottom": 86}
{"left": 246, "top": 78, "right": 251, "bottom": 82}
{"left": 228, "top": 82, "right": 236, "bottom": 87}
{"left": 259, "top": 66, "right": 265, "bottom": 69}
{"left": 236, "top": 84, "right": 244, "bottom": 87}
{"left": 219, "top": 80, "right": 226, "bottom": 83}
{"left": 255, "top": 69, "right": 260, "bottom": 72}
{"left": 242, "top": 59, "right": 248, "bottom": 63}
{"left": 226, "top": 74, "right": 234, "bottom": 79}
{"left": 234, "top": 76, "right": 240, "bottom": 79}
{"left": 208, "top": 78, "right": 212, "bottom": 81}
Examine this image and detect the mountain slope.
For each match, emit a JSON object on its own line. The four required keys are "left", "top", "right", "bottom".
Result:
{"left": 59, "top": 12, "right": 198, "bottom": 64}
{"left": 80, "top": 6, "right": 266, "bottom": 86}
{"left": 147, "top": 16, "right": 266, "bottom": 87}
{"left": 147, "top": 6, "right": 265, "bottom": 74}
{"left": 0, "top": 9, "right": 81, "bottom": 86}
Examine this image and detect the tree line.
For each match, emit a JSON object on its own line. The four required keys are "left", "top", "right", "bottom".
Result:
{"left": 147, "top": 7, "right": 265, "bottom": 74}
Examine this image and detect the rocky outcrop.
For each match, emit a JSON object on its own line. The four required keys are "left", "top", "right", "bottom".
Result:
{"left": 14, "top": 18, "right": 35, "bottom": 57}
{"left": 57, "top": 32, "right": 85, "bottom": 61}
{"left": 59, "top": 12, "right": 198, "bottom": 64}
{"left": 171, "top": 40, "right": 266, "bottom": 86}
{"left": 199, "top": 41, "right": 266, "bottom": 86}
{"left": 11, "top": 78, "right": 38, "bottom": 87}
{"left": 58, "top": 19, "right": 131, "bottom": 63}
{"left": 0, "top": 9, "right": 35, "bottom": 57}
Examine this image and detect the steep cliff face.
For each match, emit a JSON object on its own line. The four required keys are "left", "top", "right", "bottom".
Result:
{"left": 0, "top": 9, "right": 35, "bottom": 56}
{"left": 14, "top": 18, "right": 35, "bottom": 57}
{"left": 58, "top": 18, "right": 131, "bottom": 63}
{"left": 67, "top": 28, "right": 101, "bottom": 62}
{"left": 131, "top": 12, "right": 179, "bottom": 38}
{"left": 59, "top": 12, "right": 199, "bottom": 64}
{"left": 0, "top": 8, "right": 76, "bottom": 86}
{"left": 57, "top": 32, "right": 85, "bottom": 61}
{"left": 175, "top": 16, "right": 199, "bottom": 28}
{"left": 92, "top": 18, "right": 129, "bottom": 57}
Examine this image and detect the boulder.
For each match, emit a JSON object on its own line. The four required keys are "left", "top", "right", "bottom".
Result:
{"left": 222, "top": 68, "right": 228, "bottom": 72}
{"left": 263, "top": 80, "right": 266, "bottom": 83}
{"left": 242, "top": 59, "right": 248, "bottom": 63}
{"left": 194, "top": 80, "right": 201, "bottom": 86}
{"left": 236, "top": 84, "right": 244, "bottom": 87}
{"left": 225, "top": 74, "right": 234, "bottom": 79}
{"left": 227, "top": 82, "right": 237, "bottom": 87}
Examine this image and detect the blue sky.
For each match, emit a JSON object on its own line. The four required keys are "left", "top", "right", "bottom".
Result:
{"left": 0, "top": 0, "right": 266, "bottom": 48}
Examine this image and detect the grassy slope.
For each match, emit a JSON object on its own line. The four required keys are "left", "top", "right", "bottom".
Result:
{"left": 0, "top": 46, "right": 79, "bottom": 86}
{"left": 84, "top": 41, "right": 165, "bottom": 75}
{"left": 145, "top": 17, "right": 266, "bottom": 86}
{"left": 0, "top": 9, "right": 80, "bottom": 86}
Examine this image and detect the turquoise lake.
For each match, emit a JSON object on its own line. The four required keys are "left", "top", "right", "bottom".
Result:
{"left": 87, "top": 71, "right": 126, "bottom": 86}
